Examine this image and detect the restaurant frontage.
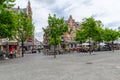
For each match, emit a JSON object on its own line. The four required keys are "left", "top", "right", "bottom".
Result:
{"left": 0, "top": 41, "right": 19, "bottom": 57}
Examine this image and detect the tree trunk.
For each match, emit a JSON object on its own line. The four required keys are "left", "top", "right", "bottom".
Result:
{"left": 89, "top": 38, "right": 91, "bottom": 55}
{"left": 112, "top": 41, "right": 114, "bottom": 52}
{"left": 21, "top": 39, "right": 24, "bottom": 57}
{"left": 54, "top": 45, "right": 56, "bottom": 58}
{"left": 6, "top": 41, "right": 9, "bottom": 57}
{"left": 98, "top": 42, "right": 101, "bottom": 51}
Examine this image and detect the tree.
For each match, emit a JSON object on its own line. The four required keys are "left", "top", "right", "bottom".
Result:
{"left": 14, "top": 12, "right": 34, "bottom": 42}
{"left": 0, "top": 0, "right": 18, "bottom": 56}
{"left": 0, "top": 0, "right": 15, "bottom": 8}
{"left": 13, "top": 12, "right": 34, "bottom": 57}
{"left": 43, "top": 14, "right": 68, "bottom": 58}
{"left": 103, "top": 28, "right": 119, "bottom": 51}
{"left": 0, "top": 7, "right": 17, "bottom": 39}
{"left": 75, "top": 29, "right": 87, "bottom": 44}
{"left": 81, "top": 17, "right": 99, "bottom": 54}
{"left": 92, "top": 27, "right": 104, "bottom": 42}
{"left": 92, "top": 21, "right": 104, "bottom": 51}
{"left": 104, "top": 28, "right": 119, "bottom": 42}
{"left": 0, "top": 0, "right": 16, "bottom": 38}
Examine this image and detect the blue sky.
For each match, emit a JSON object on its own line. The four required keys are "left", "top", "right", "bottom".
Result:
{"left": 14, "top": 0, "right": 120, "bottom": 41}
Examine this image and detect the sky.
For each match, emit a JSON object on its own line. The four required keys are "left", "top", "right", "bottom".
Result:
{"left": 14, "top": 0, "right": 120, "bottom": 41}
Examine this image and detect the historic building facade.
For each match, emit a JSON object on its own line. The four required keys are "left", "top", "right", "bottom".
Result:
{"left": 63, "top": 15, "right": 80, "bottom": 48}
{"left": 64, "top": 15, "right": 80, "bottom": 42}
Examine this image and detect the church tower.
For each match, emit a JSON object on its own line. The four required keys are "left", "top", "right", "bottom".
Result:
{"left": 26, "top": 0, "right": 35, "bottom": 47}
{"left": 27, "top": 0, "right": 32, "bottom": 21}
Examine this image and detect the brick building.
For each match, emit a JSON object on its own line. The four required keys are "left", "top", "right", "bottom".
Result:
{"left": 63, "top": 15, "right": 80, "bottom": 48}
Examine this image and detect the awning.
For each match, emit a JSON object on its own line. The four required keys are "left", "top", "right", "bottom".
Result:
{"left": 24, "top": 42, "right": 33, "bottom": 46}
{"left": 99, "top": 43, "right": 106, "bottom": 46}
{"left": 1, "top": 42, "right": 18, "bottom": 45}
{"left": 82, "top": 43, "right": 89, "bottom": 45}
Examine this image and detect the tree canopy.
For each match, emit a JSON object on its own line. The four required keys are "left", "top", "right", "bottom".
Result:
{"left": 0, "top": 0, "right": 34, "bottom": 42}
{"left": 103, "top": 28, "right": 119, "bottom": 42}
{"left": 14, "top": 12, "right": 34, "bottom": 42}
{"left": 75, "top": 29, "right": 87, "bottom": 43}
{"left": 0, "top": 0, "right": 15, "bottom": 8}
{"left": 0, "top": 6, "right": 17, "bottom": 38}
{"left": 43, "top": 14, "right": 68, "bottom": 45}
{"left": 81, "top": 17, "right": 99, "bottom": 39}
{"left": 92, "top": 21, "right": 104, "bottom": 42}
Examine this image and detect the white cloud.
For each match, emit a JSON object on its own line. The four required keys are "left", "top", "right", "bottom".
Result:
{"left": 15, "top": 0, "right": 120, "bottom": 41}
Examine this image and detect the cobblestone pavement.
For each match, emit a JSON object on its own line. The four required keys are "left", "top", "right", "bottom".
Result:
{"left": 0, "top": 51, "right": 120, "bottom": 80}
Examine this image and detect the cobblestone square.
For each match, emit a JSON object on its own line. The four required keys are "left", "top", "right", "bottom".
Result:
{"left": 0, "top": 51, "right": 120, "bottom": 80}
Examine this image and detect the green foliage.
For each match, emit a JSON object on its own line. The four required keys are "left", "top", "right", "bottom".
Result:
{"left": 76, "top": 17, "right": 101, "bottom": 44}
{"left": 81, "top": 17, "right": 99, "bottom": 39}
{"left": 49, "top": 36, "right": 61, "bottom": 45}
{"left": 47, "top": 14, "right": 68, "bottom": 36}
{"left": 92, "top": 27, "right": 104, "bottom": 42}
{"left": 14, "top": 12, "right": 34, "bottom": 42}
{"left": 0, "top": 7, "right": 17, "bottom": 38}
{"left": 103, "top": 28, "right": 119, "bottom": 42}
{"left": 92, "top": 21, "right": 104, "bottom": 42}
{"left": 43, "top": 14, "right": 68, "bottom": 58}
{"left": 0, "top": 0, "right": 34, "bottom": 57}
{"left": 43, "top": 14, "right": 68, "bottom": 46}
{"left": 75, "top": 30, "right": 87, "bottom": 43}
{"left": 0, "top": 0, "right": 15, "bottom": 8}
